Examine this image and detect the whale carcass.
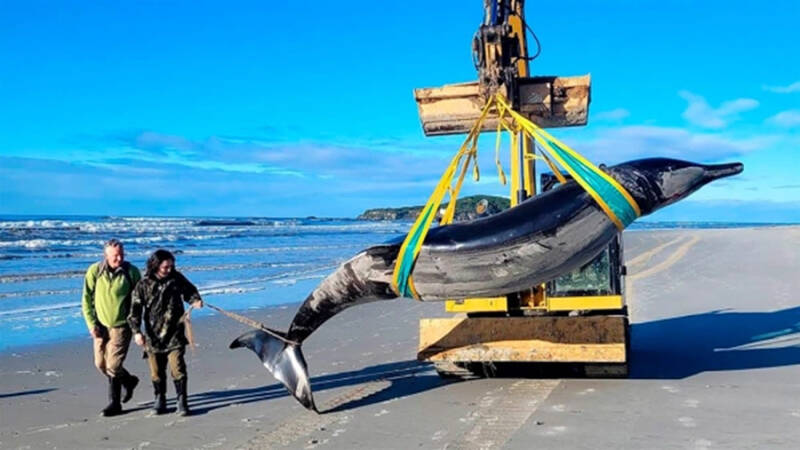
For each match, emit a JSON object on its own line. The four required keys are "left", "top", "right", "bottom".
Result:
{"left": 231, "top": 157, "right": 744, "bottom": 411}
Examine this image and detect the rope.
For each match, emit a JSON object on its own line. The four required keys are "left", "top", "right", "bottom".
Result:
{"left": 178, "top": 302, "right": 298, "bottom": 346}
{"left": 184, "top": 304, "right": 195, "bottom": 348}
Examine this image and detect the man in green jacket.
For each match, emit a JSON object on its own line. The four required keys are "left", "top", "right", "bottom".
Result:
{"left": 82, "top": 239, "right": 142, "bottom": 417}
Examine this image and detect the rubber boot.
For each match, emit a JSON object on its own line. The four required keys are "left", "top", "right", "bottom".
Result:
{"left": 101, "top": 376, "right": 123, "bottom": 417}
{"left": 174, "top": 378, "right": 190, "bottom": 416}
{"left": 122, "top": 373, "right": 139, "bottom": 404}
{"left": 152, "top": 380, "right": 167, "bottom": 415}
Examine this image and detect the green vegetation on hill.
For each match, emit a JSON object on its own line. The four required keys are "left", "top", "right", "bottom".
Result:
{"left": 358, "top": 195, "right": 510, "bottom": 221}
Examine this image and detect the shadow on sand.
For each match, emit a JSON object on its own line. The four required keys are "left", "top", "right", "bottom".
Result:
{"left": 0, "top": 387, "right": 57, "bottom": 399}
{"left": 185, "top": 359, "right": 442, "bottom": 415}
{"left": 630, "top": 306, "right": 800, "bottom": 379}
{"left": 180, "top": 307, "right": 800, "bottom": 414}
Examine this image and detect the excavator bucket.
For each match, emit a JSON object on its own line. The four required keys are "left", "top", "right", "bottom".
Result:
{"left": 414, "top": 75, "right": 591, "bottom": 136}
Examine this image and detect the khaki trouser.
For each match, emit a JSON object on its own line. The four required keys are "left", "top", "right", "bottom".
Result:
{"left": 147, "top": 347, "right": 187, "bottom": 383}
{"left": 93, "top": 326, "right": 132, "bottom": 378}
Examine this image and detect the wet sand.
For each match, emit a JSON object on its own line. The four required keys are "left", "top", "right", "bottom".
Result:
{"left": 2, "top": 227, "right": 800, "bottom": 449}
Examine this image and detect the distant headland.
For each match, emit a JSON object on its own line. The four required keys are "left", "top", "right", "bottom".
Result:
{"left": 357, "top": 195, "right": 510, "bottom": 221}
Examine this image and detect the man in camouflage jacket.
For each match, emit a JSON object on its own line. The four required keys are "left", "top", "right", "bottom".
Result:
{"left": 128, "top": 249, "right": 202, "bottom": 416}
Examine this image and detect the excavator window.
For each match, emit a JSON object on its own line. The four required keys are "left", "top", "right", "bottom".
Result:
{"left": 541, "top": 172, "right": 624, "bottom": 297}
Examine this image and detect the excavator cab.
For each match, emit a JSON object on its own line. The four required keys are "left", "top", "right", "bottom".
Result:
{"left": 541, "top": 172, "right": 626, "bottom": 305}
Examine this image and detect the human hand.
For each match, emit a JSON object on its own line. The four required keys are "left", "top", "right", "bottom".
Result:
{"left": 192, "top": 299, "right": 204, "bottom": 309}
{"left": 90, "top": 326, "right": 103, "bottom": 339}
{"left": 134, "top": 333, "right": 145, "bottom": 347}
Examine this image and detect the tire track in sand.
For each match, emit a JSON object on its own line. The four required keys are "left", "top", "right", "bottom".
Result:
{"left": 628, "top": 235, "right": 700, "bottom": 282}
{"left": 444, "top": 379, "right": 560, "bottom": 450}
{"left": 626, "top": 235, "right": 686, "bottom": 269}
{"left": 240, "top": 380, "right": 392, "bottom": 449}
{"left": 626, "top": 235, "right": 700, "bottom": 317}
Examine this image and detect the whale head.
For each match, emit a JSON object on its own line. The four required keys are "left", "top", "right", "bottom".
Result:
{"left": 608, "top": 158, "right": 744, "bottom": 215}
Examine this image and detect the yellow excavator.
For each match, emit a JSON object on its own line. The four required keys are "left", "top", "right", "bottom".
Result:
{"left": 413, "top": 0, "right": 629, "bottom": 378}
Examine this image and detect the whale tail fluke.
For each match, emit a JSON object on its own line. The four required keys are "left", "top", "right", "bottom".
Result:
{"left": 229, "top": 329, "right": 318, "bottom": 412}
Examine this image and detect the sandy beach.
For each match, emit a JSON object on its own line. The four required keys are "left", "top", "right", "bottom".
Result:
{"left": 2, "top": 227, "right": 800, "bottom": 449}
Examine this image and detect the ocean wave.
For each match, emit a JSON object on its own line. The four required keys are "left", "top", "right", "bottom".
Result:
{"left": 0, "top": 227, "right": 398, "bottom": 252}
{"left": 271, "top": 272, "right": 327, "bottom": 285}
{"left": 0, "top": 270, "right": 85, "bottom": 284}
{"left": 0, "top": 285, "right": 264, "bottom": 318}
{"left": 2, "top": 226, "right": 82, "bottom": 232}
{"left": 199, "top": 286, "right": 265, "bottom": 296}
{"left": 0, "top": 239, "right": 52, "bottom": 250}
{"left": 0, "top": 216, "right": 406, "bottom": 256}
{"left": 269, "top": 271, "right": 328, "bottom": 286}
{"left": 0, "top": 243, "right": 360, "bottom": 262}
{"left": 115, "top": 216, "right": 190, "bottom": 221}
{"left": 9, "top": 248, "right": 163, "bottom": 260}
{"left": 195, "top": 219, "right": 257, "bottom": 226}
{"left": 0, "top": 261, "right": 318, "bottom": 284}
{"left": 0, "top": 302, "right": 81, "bottom": 317}
{"left": 0, "top": 288, "right": 79, "bottom": 299}
{"left": 197, "top": 263, "right": 336, "bottom": 292}
{"left": 0, "top": 233, "right": 234, "bottom": 251}
{"left": 0, "top": 266, "right": 327, "bottom": 317}
{"left": 177, "top": 244, "right": 359, "bottom": 256}
{"left": 183, "top": 261, "right": 313, "bottom": 273}
{"left": 1, "top": 217, "right": 403, "bottom": 234}
{"left": 0, "top": 219, "right": 74, "bottom": 230}
{"left": 5, "top": 251, "right": 112, "bottom": 260}
{"left": 0, "top": 263, "right": 336, "bottom": 301}
{"left": 1, "top": 217, "right": 200, "bottom": 235}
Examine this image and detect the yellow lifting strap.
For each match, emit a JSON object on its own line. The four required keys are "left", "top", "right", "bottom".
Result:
{"left": 391, "top": 94, "right": 641, "bottom": 299}
{"left": 492, "top": 94, "right": 641, "bottom": 229}
{"left": 390, "top": 99, "right": 493, "bottom": 299}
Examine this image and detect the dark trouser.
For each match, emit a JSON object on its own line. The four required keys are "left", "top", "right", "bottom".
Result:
{"left": 147, "top": 347, "right": 186, "bottom": 383}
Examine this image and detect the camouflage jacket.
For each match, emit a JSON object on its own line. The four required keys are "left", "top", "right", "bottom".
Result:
{"left": 128, "top": 271, "right": 201, "bottom": 352}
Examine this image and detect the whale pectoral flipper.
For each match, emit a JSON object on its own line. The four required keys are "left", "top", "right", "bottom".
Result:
{"left": 229, "top": 330, "right": 317, "bottom": 412}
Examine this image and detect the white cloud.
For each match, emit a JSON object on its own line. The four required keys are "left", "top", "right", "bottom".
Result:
{"left": 104, "top": 126, "right": 787, "bottom": 205}
{"left": 762, "top": 81, "right": 800, "bottom": 94}
{"left": 110, "top": 131, "right": 465, "bottom": 184}
{"left": 679, "top": 91, "right": 759, "bottom": 129}
{"left": 0, "top": 156, "right": 443, "bottom": 217}
{"left": 570, "top": 125, "right": 775, "bottom": 164}
{"left": 594, "top": 108, "right": 630, "bottom": 121}
{"left": 767, "top": 110, "right": 800, "bottom": 128}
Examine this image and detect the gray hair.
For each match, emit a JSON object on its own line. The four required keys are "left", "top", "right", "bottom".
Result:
{"left": 104, "top": 238, "right": 124, "bottom": 250}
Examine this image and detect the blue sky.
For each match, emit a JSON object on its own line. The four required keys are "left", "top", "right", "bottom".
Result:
{"left": 1, "top": 0, "right": 798, "bottom": 221}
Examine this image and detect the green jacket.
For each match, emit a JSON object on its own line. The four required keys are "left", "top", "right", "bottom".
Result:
{"left": 81, "top": 261, "right": 142, "bottom": 330}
